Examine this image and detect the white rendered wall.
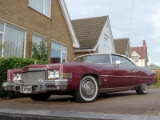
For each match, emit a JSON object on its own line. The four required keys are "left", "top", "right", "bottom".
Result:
{"left": 97, "top": 19, "right": 115, "bottom": 53}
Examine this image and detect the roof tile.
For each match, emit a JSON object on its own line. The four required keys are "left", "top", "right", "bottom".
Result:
{"left": 113, "top": 38, "right": 129, "bottom": 55}
{"left": 131, "top": 47, "right": 148, "bottom": 59}
{"left": 72, "top": 16, "right": 108, "bottom": 49}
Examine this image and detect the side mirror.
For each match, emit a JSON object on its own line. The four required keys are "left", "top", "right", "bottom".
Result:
{"left": 115, "top": 60, "right": 121, "bottom": 66}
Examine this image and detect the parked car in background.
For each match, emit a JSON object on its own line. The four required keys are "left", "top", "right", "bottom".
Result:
{"left": 3, "top": 53, "right": 157, "bottom": 103}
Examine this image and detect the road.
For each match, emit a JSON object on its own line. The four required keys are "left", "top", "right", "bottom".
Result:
{"left": 0, "top": 88, "right": 160, "bottom": 117}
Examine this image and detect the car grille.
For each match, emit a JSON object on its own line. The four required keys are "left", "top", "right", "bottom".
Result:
{"left": 21, "top": 71, "right": 46, "bottom": 82}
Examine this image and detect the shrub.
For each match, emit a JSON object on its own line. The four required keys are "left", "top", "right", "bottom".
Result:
{"left": 32, "top": 41, "right": 48, "bottom": 63}
{"left": 0, "top": 57, "right": 45, "bottom": 98}
{"left": 153, "top": 73, "right": 160, "bottom": 87}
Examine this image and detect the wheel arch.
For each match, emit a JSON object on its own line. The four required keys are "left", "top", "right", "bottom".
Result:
{"left": 81, "top": 73, "right": 102, "bottom": 88}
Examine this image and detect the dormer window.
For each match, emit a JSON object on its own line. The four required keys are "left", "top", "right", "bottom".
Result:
{"left": 29, "top": 0, "right": 51, "bottom": 17}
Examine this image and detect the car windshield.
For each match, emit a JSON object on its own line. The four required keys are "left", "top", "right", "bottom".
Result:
{"left": 74, "top": 54, "right": 110, "bottom": 64}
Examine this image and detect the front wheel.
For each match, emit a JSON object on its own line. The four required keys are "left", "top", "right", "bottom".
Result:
{"left": 74, "top": 76, "right": 99, "bottom": 103}
{"left": 30, "top": 93, "right": 51, "bottom": 101}
{"left": 136, "top": 84, "right": 148, "bottom": 94}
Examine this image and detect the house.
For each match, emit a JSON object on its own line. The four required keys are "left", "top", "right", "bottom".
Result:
{"left": 0, "top": 0, "right": 79, "bottom": 63}
{"left": 113, "top": 38, "right": 131, "bottom": 58}
{"left": 71, "top": 16, "right": 116, "bottom": 57}
{"left": 131, "top": 40, "right": 148, "bottom": 67}
{"left": 147, "top": 64, "right": 160, "bottom": 74}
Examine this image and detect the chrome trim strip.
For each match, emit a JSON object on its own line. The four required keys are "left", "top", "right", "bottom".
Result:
{"left": 3, "top": 79, "right": 68, "bottom": 93}
{"left": 100, "top": 75, "right": 155, "bottom": 79}
{"left": 100, "top": 86, "right": 135, "bottom": 93}
{"left": 23, "top": 68, "right": 47, "bottom": 72}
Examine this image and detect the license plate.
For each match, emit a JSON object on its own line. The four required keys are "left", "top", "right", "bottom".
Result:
{"left": 22, "top": 86, "right": 32, "bottom": 94}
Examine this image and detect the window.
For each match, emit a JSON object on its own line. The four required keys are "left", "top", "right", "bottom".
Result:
{"left": 74, "top": 54, "right": 110, "bottom": 64}
{"left": 104, "top": 34, "right": 110, "bottom": 47}
{"left": 50, "top": 42, "right": 67, "bottom": 63}
{"left": 132, "top": 56, "right": 139, "bottom": 62}
{"left": 0, "top": 22, "right": 3, "bottom": 56}
{"left": 0, "top": 21, "right": 26, "bottom": 58}
{"left": 32, "top": 34, "right": 45, "bottom": 45}
{"left": 112, "top": 55, "right": 135, "bottom": 67}
{"left": 0, "top": 34, "right": 2, "bottom": 56}
{"left": 29, "top": 0, "right": 51, "bottom": 17}
{"left": 31, "top": 34, "right": 47, "bottom": 57}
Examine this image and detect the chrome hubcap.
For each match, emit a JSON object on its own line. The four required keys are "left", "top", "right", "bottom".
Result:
{"left": 142, "top": 84, "right": 147, "bottom": 93}
{"left": 81, "top": 79, "right": 95, "bottom": 97}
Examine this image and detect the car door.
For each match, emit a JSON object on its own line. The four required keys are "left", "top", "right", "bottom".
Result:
{"left": 103, "top": 55, "right": 136, "bottom": 88}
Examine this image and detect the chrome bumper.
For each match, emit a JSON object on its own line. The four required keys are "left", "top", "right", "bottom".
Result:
{"left": 2, "top": 79, "right": 68, "bottom": 94}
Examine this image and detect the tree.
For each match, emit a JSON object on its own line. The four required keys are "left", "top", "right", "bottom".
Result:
{"left": 32, "top": 41, "right": 48, "bottom": 63}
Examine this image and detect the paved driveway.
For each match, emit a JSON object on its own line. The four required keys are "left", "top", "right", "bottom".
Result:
{"left": 0, "top": 88, "right": 160, "bottom": 117}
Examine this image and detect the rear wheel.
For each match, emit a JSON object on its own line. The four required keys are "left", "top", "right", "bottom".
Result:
{"left": 136, "top": 84, "right": 148, "bottom": 94}
{"left": 30, "top": 93, "right": 51, "bottom": 101}
{"left": 74, "top": 76, "right": 99, "bottom": 103}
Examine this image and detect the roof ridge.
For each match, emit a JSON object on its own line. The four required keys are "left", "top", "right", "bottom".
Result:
{"left": 71, "top": 16, "right": 108, "bottom": 21}
{"left": 72, "top": 16, "right": 108, "bottom": 49}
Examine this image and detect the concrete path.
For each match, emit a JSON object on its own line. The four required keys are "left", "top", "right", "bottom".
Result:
{"left": 0, "top": 88, "right": 160, "bottom": 120}
{"left": 0, "top": 108, "right": 160, "bottom": 120}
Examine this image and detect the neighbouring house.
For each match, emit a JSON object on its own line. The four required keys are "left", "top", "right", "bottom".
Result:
{"left": 113, "top": 38, "right": 131, "bottom": 58}
{"left": 147, "top": 64, "right": 160, "bottom": 74}
{"left": 149, "top": 63, "right": 158, "bottom": 67}
{"left": 71, "top": 16, "right": 116, "bottom": 57}
{"left": 0, "top": 0, "right": 79, "bottom": 63}
{"left": 131, "top": 40, "right": 148, "bottom": 67}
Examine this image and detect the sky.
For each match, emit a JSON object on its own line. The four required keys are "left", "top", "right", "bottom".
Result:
{"left": 65, "top": 0, "right": 160, "bottom": 66}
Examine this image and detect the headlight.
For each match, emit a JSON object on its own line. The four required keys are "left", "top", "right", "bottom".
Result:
{"left": 48, "top": 70, "right": 60, "bottom": 79}
{"left": 13, "top": 74, "right": 21, "bottom": 81}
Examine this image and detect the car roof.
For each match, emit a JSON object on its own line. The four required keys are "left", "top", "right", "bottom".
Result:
{"left": 74, "top": 53, "right": 137, "bottom": 65}
{"left": 75, "top": 53, "right": 125, "bottom": 59}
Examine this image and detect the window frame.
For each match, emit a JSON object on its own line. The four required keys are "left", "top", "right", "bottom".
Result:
{"left": 50, "top": 41, "right": 67, "bottom": 63}
{"left": 74, "top": 54, "right": 111, "bottom": 64}
{"left": 28, "top": 0, "right": 51, "bottom": 17}
{"left": 32, "top": 34, "right": 46, "bottom": 45}
{"left": 104, "top": 34, "right": 110, "bottom": 47}
{"left": 0, "top": 21, "right": 26, "bottom": 58}
{"left": 31, "top": 34, "right": 47, "bottom": 59}
{"left": 132, "top": 56, "right": 139, "bottom": 62}
{"left": 111, "top": 54, "right": 136, "bottom": 68}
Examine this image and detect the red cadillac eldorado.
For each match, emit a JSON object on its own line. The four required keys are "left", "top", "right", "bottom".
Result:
{"left": 3, "top": 53, "right": 157, "bottom": 103}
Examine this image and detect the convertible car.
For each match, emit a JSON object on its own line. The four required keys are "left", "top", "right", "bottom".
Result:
{"left": 3, "top": 53, "right": 157, "bottom": 103}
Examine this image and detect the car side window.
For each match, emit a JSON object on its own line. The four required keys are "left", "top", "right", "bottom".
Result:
{"left": 112, "top": 55, "right": 135, "bottom": 67}
{"left": 74, "top": 54, "right": 111, "bottom": 64}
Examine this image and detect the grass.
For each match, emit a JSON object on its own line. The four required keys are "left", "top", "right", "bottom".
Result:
{"left": 150, "top": 80, "right": 160, "bottom": 88}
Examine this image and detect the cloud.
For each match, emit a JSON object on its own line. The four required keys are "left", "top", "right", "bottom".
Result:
{"left": 65, "top": 0, "right": 160, "bottom": 66}
{"left": 65, "top": 0, "right": 108, "bottom": 19}
{"left": 153, "top": 10, "right": 160, "bottom": 38}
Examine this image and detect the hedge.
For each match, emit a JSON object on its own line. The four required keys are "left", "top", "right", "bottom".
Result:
{"left": 0, "top": 57, "right": 46, "bottom": 98}
{"left": 153, "top": 73, "right": 160, "bottom": 87}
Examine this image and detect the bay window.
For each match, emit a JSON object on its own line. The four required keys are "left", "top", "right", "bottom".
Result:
{"left": 50, "top": 42, "right": 67, "bottom": 63}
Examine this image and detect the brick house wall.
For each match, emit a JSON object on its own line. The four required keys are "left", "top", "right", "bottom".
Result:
{"left": 0, "top": 0, "right": 74, "bottom": 62}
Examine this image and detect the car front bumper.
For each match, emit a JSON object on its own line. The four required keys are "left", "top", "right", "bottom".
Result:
{"left": 2, "top": 79, "right": 68, "bottom": 94}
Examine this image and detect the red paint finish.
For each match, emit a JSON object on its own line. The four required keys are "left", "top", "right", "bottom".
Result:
{"left": 5, "top": 53, "right": 157, "bottom": 94}
{"left": 7, "top": 69, "right": 22, "bottom": 82}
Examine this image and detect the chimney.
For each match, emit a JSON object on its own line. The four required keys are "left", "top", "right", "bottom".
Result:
{"left": 143, "top": 40, "right": 146, "bottom": 50}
